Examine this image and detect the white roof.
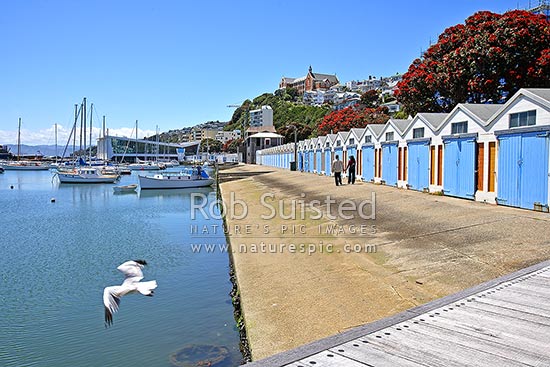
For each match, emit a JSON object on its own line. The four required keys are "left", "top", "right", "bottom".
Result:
{"left": 248, "top": 132, "right": 283, "bottom": 139}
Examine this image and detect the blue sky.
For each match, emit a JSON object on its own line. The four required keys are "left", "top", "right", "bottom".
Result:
{"left": 0, "top": 0, "right": 531, "bottom": 144}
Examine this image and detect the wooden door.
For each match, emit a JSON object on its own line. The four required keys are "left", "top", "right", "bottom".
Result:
{"left": 477, "top": 143, "right": 485, "bottom": 191}
{"left": 488, "top": 142, "right": 496, "bottom": 192}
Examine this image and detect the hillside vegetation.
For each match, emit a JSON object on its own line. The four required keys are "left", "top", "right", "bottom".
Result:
{"left": 225, "top": 92, "right": 331, "bottom": 140}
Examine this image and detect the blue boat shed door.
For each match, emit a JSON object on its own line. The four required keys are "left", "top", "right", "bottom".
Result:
{"left": 443, "top": 136, "right": 476, "bottom": 199}
{"left": 407, "top": 140, "right": 430, "bottom": 191}
{"left": 325, "top": 149, "right": 332, "bottom": 176}
{"left": 497, "top": 131, "right": 549, "bottom": 210}
{"left": 382, "top": 143, "right": 398, "bottom": 186}
{"left": 362, "top": 145, "right": 375, "bottom": 181}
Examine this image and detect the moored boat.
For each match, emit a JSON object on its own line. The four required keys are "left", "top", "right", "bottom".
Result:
{"left": 0, "top": 161, "right": 50, "bottom": 170}
{"left": 138, "top": 167, "right": 214, "bottom": 189}
{"left": 128, "top": 162, "right": 161, "bottom": 171}
{"left": 113, "top": 183, "right": 138, "bottom": 193}
{"left": 55, "top": 167, "right": 120, "bottom": 183}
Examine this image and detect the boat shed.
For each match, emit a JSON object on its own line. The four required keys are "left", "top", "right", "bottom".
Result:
{"left": 334, "top": 131, "right": 348, "bottom": 167}
{"left": 343, "top": 128, "right": 365, "bottom": 175}
{"left": 486, "top": 88, "right": 550, "bottom": 211}
{"left": 296, "top": 140, "right": 305, "bottom": 171}
{"left": 310, "top": 137, "right": 319, "bottom": 173}
{"left": 316, "top": 136, "right": 327, "bottom": 175}
{"left": 438, "top": 104, "right": 496, "bottom": 200}
{"left": 402, "top": 113, "right": 443, "bottom": 192}
{"left": 377, "top": 119, "right": 407, "bottom": 187}
{"left": 389, "top": 119, "right": 414, "bottom": 189}
{"left": 367, "top": 124, "right": 385, "bottom": 183}
{"left": 302, "top": 139, "right": 311, "bottom": 173}
{"left": 346, "top": 128, "right": 367, "bottom": 179}
{"left": 324, "top": 133, "right": 338, "bottom": 176}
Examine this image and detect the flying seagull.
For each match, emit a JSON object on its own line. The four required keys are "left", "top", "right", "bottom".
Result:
{"left": 103, "top": 260, "right": 158, "bottom": 327}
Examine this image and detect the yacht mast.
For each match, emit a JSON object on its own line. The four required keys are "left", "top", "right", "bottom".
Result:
{"left": 89, "top": 103, "right": 93, "bottom": 162}
{"left": 135, "top": 120, "right": 138, "bottom": 163}
{"left": 17, "top": 118, "right": 21, "bottom": 161}
{"left": 55, "top": 123, "right": 58, "bottom": 164}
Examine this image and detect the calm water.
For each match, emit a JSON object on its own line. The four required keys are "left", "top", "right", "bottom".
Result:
{"left": 0, "top": 169, "right": 241, "bottom": 366}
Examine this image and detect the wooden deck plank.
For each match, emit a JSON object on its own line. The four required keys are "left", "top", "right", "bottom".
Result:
{"left": 461, "top": 299, "right": 550, "bottom": 326}
{"left": 402, "top": 315, "right": 550, "bottom": 365}
{"left": 246, "top": 263, "right": 550, "bottom": 367}
{"left": 474, "top": 294, "right": 550, "bottom": 318}
{"left": 423, "top": 303, "right": 550, "bottom": 354}
{"left": 485, "top": 289, "right": 550, "bottom": 312}
{"left": 355, "top": 324, "right": 529, "bottom": 367}
{"left": 498, "top": 286, "right": 550, "bottom": 302}
{"left": 328, "top": 340, "right": 427, "bottom": 367}
{"left": 290, "top": 351, "right": 370, "bottom": 366}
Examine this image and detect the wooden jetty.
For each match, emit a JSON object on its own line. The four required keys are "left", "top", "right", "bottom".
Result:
{"left": 246, "top": 260, "right": 550, "bottom": 366}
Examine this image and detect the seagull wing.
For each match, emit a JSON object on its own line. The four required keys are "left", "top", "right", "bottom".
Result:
{"left": 117, "top": 260, "right": 144, "bottom": 284}
{"left": 103, "top": 286, "right": 122, "bottom": 327}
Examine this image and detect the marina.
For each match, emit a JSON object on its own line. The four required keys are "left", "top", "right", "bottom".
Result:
{"left": 0, "top": 169, "right": 241, "bottom": 367}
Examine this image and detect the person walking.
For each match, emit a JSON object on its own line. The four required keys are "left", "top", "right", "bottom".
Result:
{"left": 331, "top": 155, "right": 344, "bottom": 186}
{"left": 345, "top": 155, "right": 356, "bottom": 184}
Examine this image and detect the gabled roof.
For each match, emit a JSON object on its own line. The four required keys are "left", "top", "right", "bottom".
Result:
{"left": 311, "top": 72, "right": 339, "bottom": 84}
{"left": 367, "top": 124, "right": 385, "bottom": 138}
{"left": 524, "top": 88, "right": 550, "bottom": 104}
{"left": 246, "top": 126, "right": 277, "bottom": 134}
{"left": 345, "top": 128, "right": 367, "bottom": 144}
{"left": 336, "top": 131, "right": 349, "bottom": 142}
{"left": 460, "top": 104, "right": 502, "bottom": 126}
{"left": 325, "top": 133, "right": 338, "bottom": 145}
{"left": 416, "top": 113, "right": 448, "bottom": 131}
{"left": 389, "top": 118, "right": 413, "bottom": 135}
{"left": 485, "top": 88, "right": 550, "bottom": 129}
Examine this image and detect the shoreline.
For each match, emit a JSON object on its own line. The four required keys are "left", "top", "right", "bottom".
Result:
{"left": 216, "top": 168, "right": 253, "bottom": 364}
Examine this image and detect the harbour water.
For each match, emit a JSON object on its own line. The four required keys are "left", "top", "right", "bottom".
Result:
{"left": 0, "top": 169, "right": 241, "bottom": 366}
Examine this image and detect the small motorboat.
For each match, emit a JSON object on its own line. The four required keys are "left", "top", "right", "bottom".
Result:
{"left": 138, "top": 166, "right": 214, "bottom": 189}
{"left": 113, "top": 184, "right": 138, "bottom": 193}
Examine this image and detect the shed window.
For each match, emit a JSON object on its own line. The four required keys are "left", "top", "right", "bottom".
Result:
{"left": 336, "top": 140, "right": 341, "bottom": 147}
{"left": 413, "top": 127, "right": 425, "bottom": 139}
{"left": 349, "top": 138, "right": 355, "bottom": 145}
{"left": 386, "top": 132, "right": 394, "bottom": 141}
{"left": 451, "top": 121, "right": 468, "bottom": 134}
{"left": 365, "top": 135, "right": 372, "bottom": 143}
{"left": 509, "top": 110, "right": 536, "bottom": 128}
{"left": 326, "top": 142, "right": 330, "bottom": 147}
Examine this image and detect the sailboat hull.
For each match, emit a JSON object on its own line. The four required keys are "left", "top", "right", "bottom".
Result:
{"left": 1, "top": 163, "right": 50, "bottom": 170}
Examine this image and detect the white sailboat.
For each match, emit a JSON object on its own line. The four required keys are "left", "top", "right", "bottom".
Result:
{"left": 56, "top": 167, "right": 120, "bottom": 183}
{"left": 1, "top": 118, "right": 50, "bottom": 171}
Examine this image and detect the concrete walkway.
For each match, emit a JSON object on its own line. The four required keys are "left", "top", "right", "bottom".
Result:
{"left": 218, "top": 165, "right": 550, "bottom": 361}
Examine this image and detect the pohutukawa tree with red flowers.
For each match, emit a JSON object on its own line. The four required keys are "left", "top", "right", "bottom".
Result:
{"left": 395, "top": 10, "right": 550, "bottom": 115}
{"left": 317, "top": 106, "right": 389, "bottom": 135}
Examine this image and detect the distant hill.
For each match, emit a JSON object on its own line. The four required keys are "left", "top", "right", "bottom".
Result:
{"left": 4, "top": 144, "right": 71, "bottom": 157}
{"left": 144, "top": 120, "right": 227, "bottom": 143}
